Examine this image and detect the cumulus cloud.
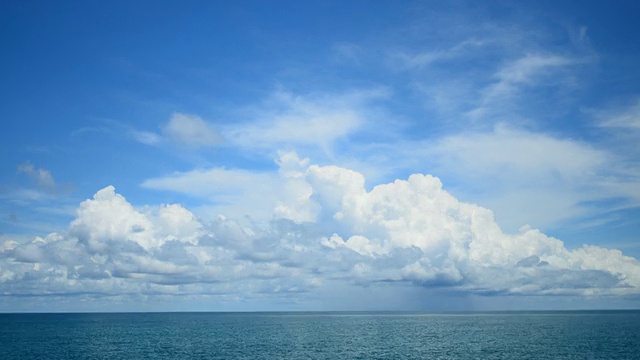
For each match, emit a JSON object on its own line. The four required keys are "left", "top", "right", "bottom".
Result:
{"left": 69, "top": 186, "right": 201, "bottom": 252}
{"left": 2, "top": 155, "right": 640, "bottom": 303}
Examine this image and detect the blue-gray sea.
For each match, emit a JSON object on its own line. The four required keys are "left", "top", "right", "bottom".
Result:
{"left": 1, "top": 311, "right": 639, "bottom": 359}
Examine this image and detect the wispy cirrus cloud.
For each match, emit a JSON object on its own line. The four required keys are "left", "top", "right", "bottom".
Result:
{"left": 596, "top": 98, "right": 640, "bottom": 130}
{"left": 486, "top": 54, "right": 576, "bottom": 96}
{"left": 392, "top": 38, "right": 488, "bottom": 69}
{"left": 222, "top": 88, "right": 391, "bottom": 155}
{"left": 384, "top": 16, "right": 596, "bottom": 130}
{"left": 467, "top": 53, "right": 586, "bottom": 121}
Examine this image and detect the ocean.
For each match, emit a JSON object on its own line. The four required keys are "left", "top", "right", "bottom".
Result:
{"left": 1, "top": 311, "right": 638, "bottom": 359}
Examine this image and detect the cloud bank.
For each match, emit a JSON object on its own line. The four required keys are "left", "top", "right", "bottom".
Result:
{"left": 2, "top": 154, "right": 639, "bottom": 304}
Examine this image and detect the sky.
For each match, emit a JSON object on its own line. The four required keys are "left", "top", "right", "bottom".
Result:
{"left": 1, "top": 0, "right": 640, "bottom": 312}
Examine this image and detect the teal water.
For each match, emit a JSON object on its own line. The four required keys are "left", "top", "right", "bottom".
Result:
{"left": 1, "top": 311, "right": 639, "bottom": 359}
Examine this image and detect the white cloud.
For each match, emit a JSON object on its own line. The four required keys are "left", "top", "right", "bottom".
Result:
{"left": 3, "top": 157, "right": 640, "bottom": 302}
{"left": 429, "top": 125, "right": 608, "bottom": 184}
{"left": 17, "top": 162, "right": 56, "bottom": 190}
{"left": 596, "top": 99, "right": 640, "bottom": 130}
{"left": 390, "top": 125, "right": 640, "bottom": 232}
{"left": 141, "top": 167, "right": 282, "bottom": 222}
{"left": 594, "top": 98, "right": 640, "bottom": 166}
{"left": 299, "top": 165, "right": 640, "bottom": 295}
{"left": 140, "top": 152, "right": 320, "bottom": 224}
{"left": 495, "top": 54, "right": 574, "bottom": 85}
{"left": 69, "top": 186, "right": 200, "bottom": 252}
{"left": 469, "top": 54, "right": 580, "bottom": 120}
{"left": 223, "top": 89, "right": 389, "bottom": 154}
{"left": 142, "top": 168, "right": 274, "bottom": 200}
{"left": 162, "top": 113, "right": 223, "bottom": 147}
{"left": 131, "top": 130, "right": 162, "bottom": 145}
{"left": 131, "top": 89, "right": 388, "bottom": 158}
{"left": 131, "top": 113, "right": 223, "bottom": 147}
{"left": 380, "top": 33, "right": 637, "bottom": 232}
{"left": 393, "top": 38, "right": 487, "bottom": 69}
{"left": 590, "top": 99, "right": 640, "bottom": 206}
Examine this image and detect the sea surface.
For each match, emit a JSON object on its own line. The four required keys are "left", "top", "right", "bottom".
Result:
{"left": 1, "top": 311, "right": 639, "bottom": 359}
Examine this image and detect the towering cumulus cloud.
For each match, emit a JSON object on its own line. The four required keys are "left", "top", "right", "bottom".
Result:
{"left": 1, "top": 155, "right": 639, "bottom": 304}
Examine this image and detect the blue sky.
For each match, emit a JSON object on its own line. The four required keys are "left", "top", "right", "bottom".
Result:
{"left": 1, "top": 1, "right": 640, "bottom": 311}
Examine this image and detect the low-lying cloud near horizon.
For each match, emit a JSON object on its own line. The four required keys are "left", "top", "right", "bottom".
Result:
{"left": 2, "top": 152, "right": 639, "bottom": 306}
